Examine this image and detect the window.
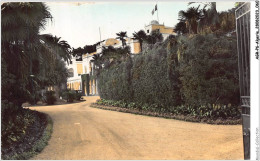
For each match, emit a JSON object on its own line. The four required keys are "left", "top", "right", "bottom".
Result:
{"left": 147, "top": 30, "right": 149, "bottom": 33}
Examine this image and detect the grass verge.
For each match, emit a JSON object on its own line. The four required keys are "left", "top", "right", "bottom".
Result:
{"left": 90, "top": 103, "right": 241, "bottom": 125}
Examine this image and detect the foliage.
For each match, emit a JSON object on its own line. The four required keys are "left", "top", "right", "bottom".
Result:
{"left": 72, "top": 44, "right": 96, "bottom": 57}
{"left": 97, "top": 34, "right": 240, "bottom": 120}
{"left": 218, "top": 9, "right": 236, "bottom": 32}
{"left": 133, "top": 30, "right": 147, "bottom": 52}
{"left": 116, "top": 31, "right": 127, "bottom": 48}
{"left": 189, "top": 2, "right": 220, "bottom": 33}
{"left": 1, "top": 2, "right": 71, "bottom": 108}
{"left": 98, "top": 38, "right": 181, "bottom": 109}
{"left": 178, "top": 34, "right": 239, "bottom": 107}
{"left": 176, "top": 2, "right": 236, "bottom": 35}
{"left": 44, "top": 91, "right": 56, "bottom": 105}
{"left": 62, "top": 90, "right": 74, "bottom": 102}
{"left": 92, "top": 45, "right": 131, "bottom": 71}
{"left": 145, "top": 30, "right": 163, "bottom": 44}
{"left": 1, "top": 101, "right": 35, "bottom": 149}
{"left": 74, "top": 91, "right": 82, "bottom": 101}
{"left": 2, "top": 110, "right": 53, "bottom": 160}
{"left": 61, "top": 90, "right": 82, "bottom": 102}
{"left": 178, "top": 6, "right": 202, "bottom": 34}
{"left": 96, "top": 99, "right": 240, "bottom": 119}
{"left": 174, "top": 21, "right": 188, "bottom": 35}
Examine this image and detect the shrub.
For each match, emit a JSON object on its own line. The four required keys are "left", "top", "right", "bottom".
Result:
{"left": 62, "top": 91, "right": 74, "bottom": 102}
{"left": 28, "top": 93, "right": 42, "bottom": 105}
{"left": 96, "top": 99, "right": 240, "bottom": 119}
{"left": 61, "top": 90, "right": 82, "bottom": 102}
{"left": 1, "top": 100, "right": 36, "bottom": 149}
{"left": 74, "top": 90, "right": 82, "bottom": 101}
{"left": 44, "top": 91, "right": 56, "bottom": 105}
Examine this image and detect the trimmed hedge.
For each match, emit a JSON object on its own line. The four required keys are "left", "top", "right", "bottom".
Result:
{"left": 97, "top": 34, "right": 240, "bottom": 119}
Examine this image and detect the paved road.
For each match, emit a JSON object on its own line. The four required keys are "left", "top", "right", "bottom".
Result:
{"left": 30, "top": 96, "right": 243, "bottom": 160}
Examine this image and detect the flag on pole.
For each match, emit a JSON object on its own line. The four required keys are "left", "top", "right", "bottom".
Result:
{"left": 155, "top": 4, "right": 157, "bottom": 11}
{"left": 152, "top": 9, "right": 154, "bottom": 15}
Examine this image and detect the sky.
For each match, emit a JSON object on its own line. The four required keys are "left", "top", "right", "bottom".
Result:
{"left": 40, "top": 1, "right": 236, "bottom": 48}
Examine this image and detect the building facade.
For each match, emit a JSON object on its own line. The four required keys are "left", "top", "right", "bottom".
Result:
{"left": 66, "top": 51, "right": 98, "bottom": 96}
{"left": 145, "top": 20, "right": 176, "bottom": 40}
{"left": 66, "top": 20, "right": 175, "bottom": 96}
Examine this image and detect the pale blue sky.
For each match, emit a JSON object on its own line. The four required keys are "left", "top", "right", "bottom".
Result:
{"left": 40, "top": 1, "right": 236, "bottom": 48}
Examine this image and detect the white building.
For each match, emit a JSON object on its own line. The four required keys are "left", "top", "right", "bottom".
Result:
{"left": 66, "top": 52, "right": 98, "bottom": 96}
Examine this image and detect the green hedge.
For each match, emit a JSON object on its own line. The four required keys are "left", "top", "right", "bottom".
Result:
{"left": 97, "top": 34, "right": 240, "bottom": 119}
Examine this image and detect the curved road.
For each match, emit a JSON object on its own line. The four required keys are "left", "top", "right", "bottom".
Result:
{"left": 30, "top": 96, "right": 243, "bottom": 160}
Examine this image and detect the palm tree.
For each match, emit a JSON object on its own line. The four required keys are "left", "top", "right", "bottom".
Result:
{"left": 178, "top": 6, "right": 202, "bottom": 34}
{"left": 133, "top": 30, "right": 147, "bottom": 52}
{"left": 1, "top": 2, "right": 52, "bottom": 42}
{"left": 174, "top": 21, "right": 188, "bottom": 35}
{"left": 1, "top": 2, "right": 72, "bottom": 106}
{"left": 38, "top": 34, "right": 71, "bottom": 83}
{"left": 40, "top": 34, "right": 71, "bottom": 63}
{"left": 91, "top": 54, "right": 102, "bottom": 72}
{"left": 188, "top": 2, "right": 220, "bottom": 32}
{"left": 1, "top": 2, "right": 52, "bottom": 106}
{"left": 116, "top": 31, "right": 127, "bottom": 48}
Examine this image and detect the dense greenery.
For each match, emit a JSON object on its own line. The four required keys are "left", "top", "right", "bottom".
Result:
{"left": 97, "top": 34, "right": 240, "bottom": 119}
{"left": 44, "top": 91, "right": 57, "bottom": 105}
{"left": 96, "top": 99, "right": 240, "bottom": 120}
{"left": 61, "top": 90, "right": 82, "bottom": 102}
{"left": 1, "top": 2, "right": 70, "bottom": 155}
{"left": 1, "top": 102, "right": 35, "bottom": 148}
{"left": 1, "top": 3, "right": 71, "bottom": 107}
{"left": 175, "top": 2, "right": 236, "bottom": 35}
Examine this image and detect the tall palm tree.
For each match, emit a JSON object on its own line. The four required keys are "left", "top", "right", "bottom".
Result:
{"left": 91, "top": 54, "right": 102, "bottom": 70}
{"left": 116, "top": 31, "right": 127, "bottom": 48}
{"left": 178, "top": 6, "right": 202, "bottom": 34}
{"left": 133, "top": 30, "right": 147, "bottom": 52}
{"left": 1, "top": 2, "right": 52, "bottom": 42}
{"left": 40, "top": 34, "right": 71, "bottom": 63}
{"left": 188, "top": 2, "right": 220, "bottom": 32}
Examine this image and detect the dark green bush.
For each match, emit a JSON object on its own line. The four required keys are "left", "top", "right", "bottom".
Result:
{"left": 97, "top": 99, "right": 240, "bottom": 119}
{"left": 44, "top": 91, "right": 56, "bottom": 105}
{"left": 62, "top": 91, "right": 74, "bottom": 102}
{"left": 1, "top": 100, "right": 36, "bottom": 149}
{"left": 74, "top": 90, "right": 82, "bottom": 101}
{"left": 178, "top": 35, "right": 240, "bottom": 106}
{"left": 61, "top": 90, "right": 82, "bottom": 102}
